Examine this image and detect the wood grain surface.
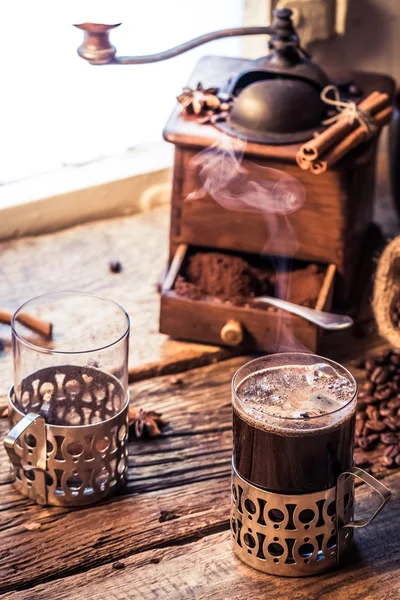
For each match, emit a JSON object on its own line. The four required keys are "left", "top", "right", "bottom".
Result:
{"left": 5, "top": 471, "right": 400, "bottom": 600}
{"left": 0, "top": 354, "right": 398, "bottom": 597}
{"left": 0, "top": 199, "right": 399, "bottom": 598}
{"left": 0, "top": 204, "right": 233, "bottom": 406}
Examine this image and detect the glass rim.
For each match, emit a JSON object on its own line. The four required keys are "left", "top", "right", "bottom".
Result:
{"left": 11, "top": 291, "right": 130, "bottom": 356}
{"left": 232, "top": 352, "right": 357, "bottom": 422}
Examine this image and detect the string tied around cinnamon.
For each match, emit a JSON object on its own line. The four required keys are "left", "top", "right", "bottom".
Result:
{"left": 321, "top": 85, "right": 379, "bottom": 137}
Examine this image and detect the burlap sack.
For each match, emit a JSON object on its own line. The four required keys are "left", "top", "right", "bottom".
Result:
{"left": 372, "top": 235, "right": 400, "bottom": 349}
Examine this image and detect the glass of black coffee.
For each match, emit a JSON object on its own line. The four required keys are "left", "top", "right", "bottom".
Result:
{"left": 231, "top": 353, "right": 391, "bottom": 576}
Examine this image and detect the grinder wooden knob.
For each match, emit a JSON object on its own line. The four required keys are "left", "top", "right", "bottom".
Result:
{"left": 220, "top": 320, "right": 243, "bottom": 346}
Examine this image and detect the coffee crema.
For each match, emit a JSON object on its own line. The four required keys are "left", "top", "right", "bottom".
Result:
{"left": 236, "top": 363, "right": 355, "bottom": 422}
{"left": 233, "top": 360, "right": 357, "bottom": 494}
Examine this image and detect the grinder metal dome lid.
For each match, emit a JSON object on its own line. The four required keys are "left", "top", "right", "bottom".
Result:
{"left": 215, "top": 9, "right": 331, "bottom": 145}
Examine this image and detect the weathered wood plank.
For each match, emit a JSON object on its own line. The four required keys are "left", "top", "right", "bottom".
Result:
{"left": 4, "top": 471, "right": 400, "bottom": 600}
{"left": 0, "top": 357, "right": 250, "bottom": 593}
{"left": 0, "top": 353, "right": 398, "bottom": 595}
{"left": 0, "top": 203, "right": 233, "bottom": 406}
{"left": 0, "top": 477, "right": 231, "bottom": 595}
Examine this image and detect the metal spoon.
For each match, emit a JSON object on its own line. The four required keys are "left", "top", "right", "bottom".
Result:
{"left": 255, "top": 296, "right": 353, "bottom": 330}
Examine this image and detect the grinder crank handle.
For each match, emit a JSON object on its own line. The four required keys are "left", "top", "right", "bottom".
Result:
{"left": 254, "top": 296, "right": 354, "bottom": 330}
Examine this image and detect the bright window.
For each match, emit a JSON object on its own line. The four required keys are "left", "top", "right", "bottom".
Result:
{"left": 0, "top": 1, "right": 244, "bottom": 185}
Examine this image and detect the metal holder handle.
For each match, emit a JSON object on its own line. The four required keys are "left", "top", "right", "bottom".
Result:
{"left": 4, "top": 413, "right": 48, "bottom": 505}
{"left": 336, "top": 466, "right": 391, "bottom": 563}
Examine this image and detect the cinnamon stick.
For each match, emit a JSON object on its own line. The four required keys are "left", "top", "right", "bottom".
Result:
{"left": 0, "top": 308, "right": 53, "bottom": 339}
{"left": 295, "top": 154, "right": 311, "bottom": 170}
{"left": 310, "top": 106, "right": 393, "bottom": 175}
{"left": 299, "top": 91, "right": 390, "bottom": 161}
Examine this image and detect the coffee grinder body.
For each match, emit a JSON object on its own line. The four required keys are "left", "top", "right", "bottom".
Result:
{"left": 160, "top": 56, "right": 394, "bottom": 352}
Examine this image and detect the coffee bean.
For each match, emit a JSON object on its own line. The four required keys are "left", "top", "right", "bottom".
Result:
{"left": 383, "top": 444, "right": 400, "bottom": 458}
{"left": 381, "top": 432, "right": 399, "bottom": 445}
{"left": 380, "top": 455, "right": 394, "bottom": 467}
{"left": 365, "top": 420, "right": 386, "bottom": 433}
{"left": 355, "top": 415, "right": 366, "bottom": 437}
{"left": 354, "top": 454, "right": 370, "bottom": 468}
{"left": 392, "top": 381, "right": 400, "bottom": 393}
{"left": 383, "top": 416, "right": 399, "bottom": 431}
{"left": 365, "top": 358, "right": 376, "bottom": 372}
{"left": 379, "top": 407, "right": 394, "bottom": 418}
{"left": 109, "top": 260, "right": 123, "bottom": 274}
{"left": 371, "top": 463, "right": 382, "bottom": 475}
{"left": 374, "top": 388, "right": 393, "bottom": 401}
{"left": 366, "top": 406, "right": 379, "bottom": 421}
{"left": 371, "top": 366, "right": 389, "bottom": 384}
{"left": 358, "top": 434, "right": 379, "bottom": 450}
{"left": 388, "top": 397, "right": 400, "bottom": 410}
{"left": 358, "top": 437, "right": 371, "bottom": 450}
{"left": 375, "top": 384, "right": 388, "bottom": 392}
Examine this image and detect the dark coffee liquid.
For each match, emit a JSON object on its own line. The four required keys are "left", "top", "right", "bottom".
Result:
{"left": 233, "top": 364, "right": 356, "bottom": 494}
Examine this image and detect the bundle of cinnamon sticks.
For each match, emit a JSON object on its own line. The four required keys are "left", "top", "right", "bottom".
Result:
{"left": 296, "top": 91, "right": 392, "bottom": 174}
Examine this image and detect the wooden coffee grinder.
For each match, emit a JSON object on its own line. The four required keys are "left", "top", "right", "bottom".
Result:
{"left": 160, "top": 11, "right": 394, "bottom": 352}
{"left": 75, "top": 10, "right": 394, "bottom": 353}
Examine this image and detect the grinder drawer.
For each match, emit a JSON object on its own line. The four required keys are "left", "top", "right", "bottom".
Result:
{"left": 160, "top": 244, "right": 336, "bottom": 353}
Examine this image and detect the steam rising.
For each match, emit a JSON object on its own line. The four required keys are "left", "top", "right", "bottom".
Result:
{"left": 186, "top": 134, "right": 308, "bottom": 350}
{"left": 186, "top": 136, "right": 304, "bottom": 259}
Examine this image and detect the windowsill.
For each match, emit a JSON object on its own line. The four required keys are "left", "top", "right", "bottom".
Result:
{"left": 0, "top": 142, "right": 173, "bottom": 241}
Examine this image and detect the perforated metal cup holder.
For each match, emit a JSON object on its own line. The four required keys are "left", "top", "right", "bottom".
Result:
{"left": 231, "top": 462, "right": 391, "bottom": 576}
{"left": 4, "top": 365, "right": 129, "bottom": 507}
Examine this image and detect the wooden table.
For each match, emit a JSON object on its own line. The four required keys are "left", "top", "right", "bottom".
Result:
{"left": 0, "top": 205, "right": 399, "bottom": 599}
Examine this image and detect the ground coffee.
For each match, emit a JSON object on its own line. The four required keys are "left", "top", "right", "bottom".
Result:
{"left": 174, "top": 251, "right": 324, "bottom": 307}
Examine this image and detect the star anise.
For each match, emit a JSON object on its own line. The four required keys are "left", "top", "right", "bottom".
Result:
{"left": 128, "top": 406, "right": 164, "bottom": 438}
{"left": 177, "top": 82, "right": 221, "bottom": 116}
